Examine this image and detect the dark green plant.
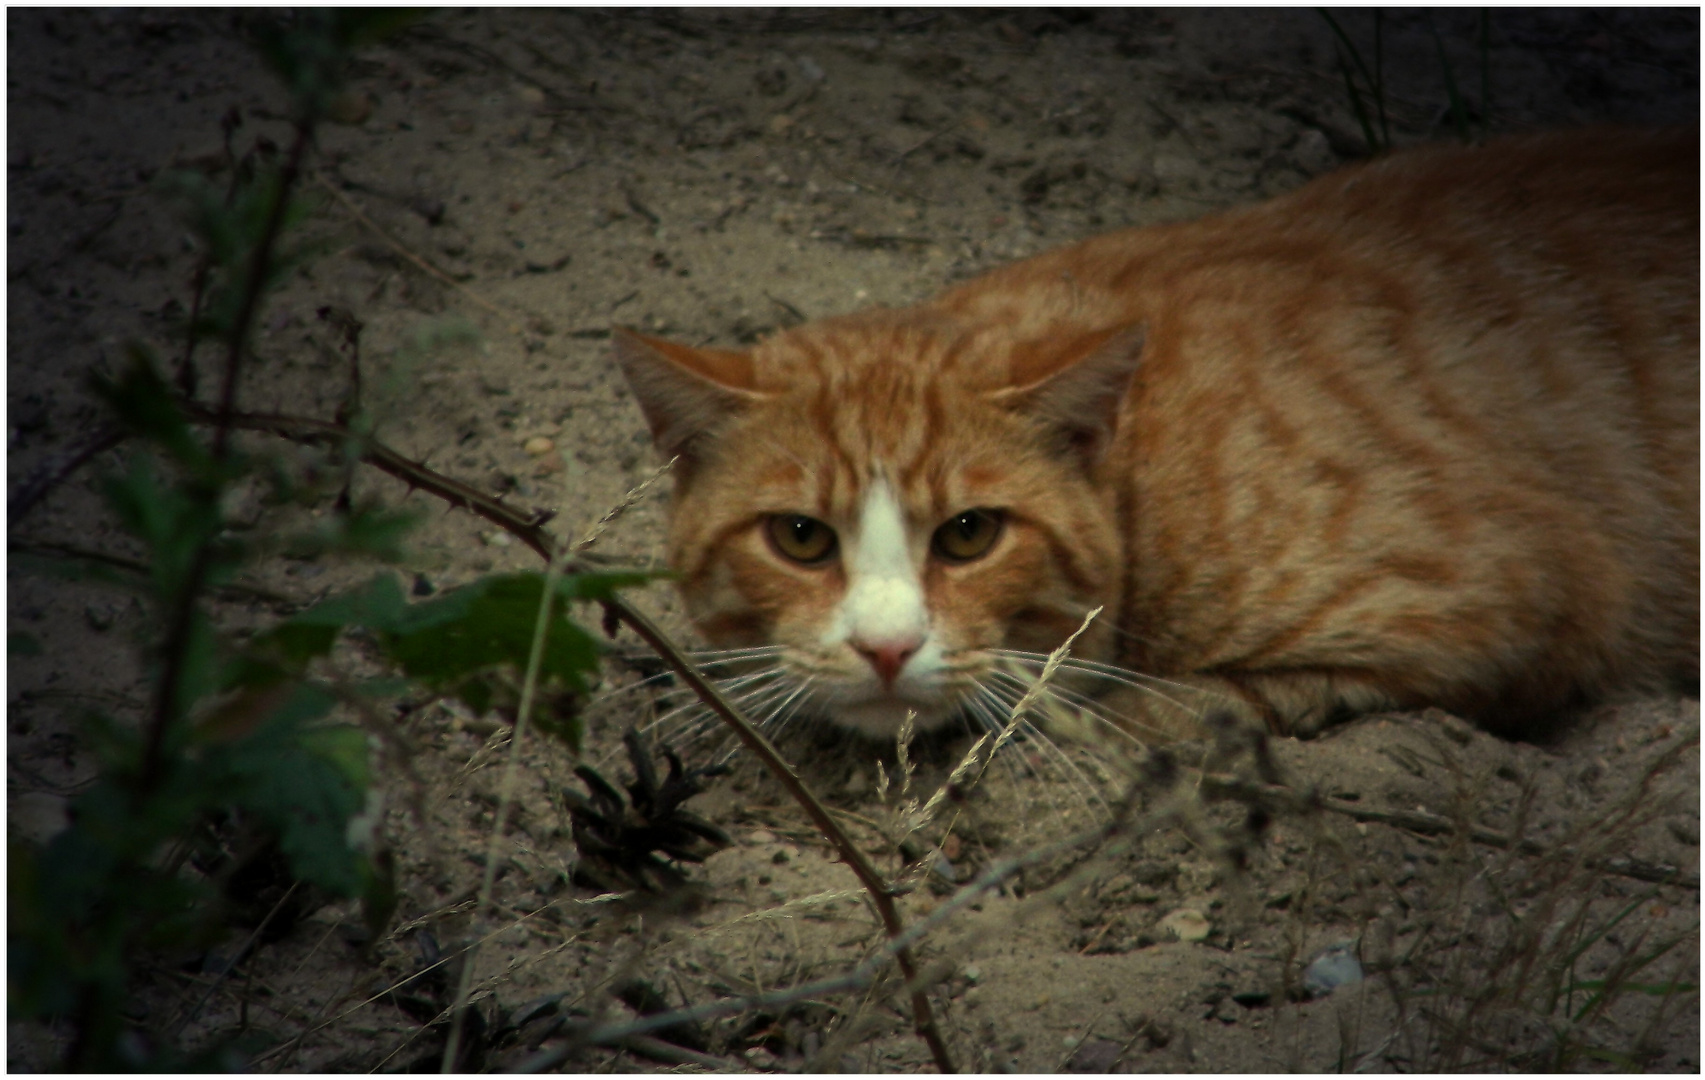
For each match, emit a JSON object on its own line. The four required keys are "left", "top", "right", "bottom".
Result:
{"left": 1319, "top": 8, "right": 1493, "bottom": 153}
{"left": 7, "top": 11, "right": 650, "bottom": 1069}
{"left": 1320, "top": 8, "right": 1390, "bottom": 153}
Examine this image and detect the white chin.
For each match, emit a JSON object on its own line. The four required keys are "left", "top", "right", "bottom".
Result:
{"left": 828, "top": 697, "right": 956, "bottom": 739}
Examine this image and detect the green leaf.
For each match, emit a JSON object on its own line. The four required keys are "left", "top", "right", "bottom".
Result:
{"left": 228, "top": 574, "right": 408, "bottom": 688}
{"left": 451, "top": 674, "right": 495, "bottom": 717}
{"left": 293, "top": 573, "right": 412, "bottom": 632}
{"left": 90, "top": 353, "right": 210, "bottom": 472}
{"left": 377, "top": 572, "right": 605, "bottom": 696}
{"left": 213, "top": 699, "right": 369, "bottom": 896}
{"left": 1567, "top": 978, "right": 1698, "bottom": 996}
{"left": 554, "top": 569, "right": 663, "bottom": 601}
{"left": 298, "top": 722, "right": 371, "bottom": 792}
{"left": 102, "top": 452, "right": 242, "bottom": 601}
{"left": 250, "top": 10, "right": 422, "bottom": 121}
{"left": 165, "top": 610, "right": 224, "bottom": 735}
{"left": 10, "top": 777, "right": 214, "bottom": 1023}
{"left": 351, "top": 676, "right": 415, "bottom": 698}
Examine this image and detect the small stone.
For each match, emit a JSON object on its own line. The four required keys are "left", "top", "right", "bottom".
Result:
{"left": 1066, "top": 1038, "right": 1125, "bottom": 1073}
{"left": 12, "top": 792, "right": 70, "bottom": 843}
{"left": 748, "top": 829, "right": 777, "bottom": 844}
{"left": 523, "top": 435, "right": 555, "bottom": 456}
{"left": 479, "top": 530, "right": 512, "bottom": 548}
{"left": 326, "top": 89, "right": 375, "bottom": 126}
{"left": 745, "top": 1047, "right": 777, "bottom": 1069}
{"left": 1158, "top": 908, "right": 1211, "bottom": 942}
{"left": 1302, "top": 940, "right": 1363, "bottom": 998}
{"left": 1290, "top": 128, "right": 1337, "bottom": 175}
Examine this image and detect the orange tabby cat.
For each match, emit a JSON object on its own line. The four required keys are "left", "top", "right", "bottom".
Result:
{"left": 615, "top": 128, "right": 1698, "bottom": 745}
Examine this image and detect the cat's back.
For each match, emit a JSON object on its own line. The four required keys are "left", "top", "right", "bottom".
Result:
{"left": 933, "top": 127, "right": 1697, "bottom": 346}
{"left": 934, "top": 127, "right": 1697, "bottom": 727}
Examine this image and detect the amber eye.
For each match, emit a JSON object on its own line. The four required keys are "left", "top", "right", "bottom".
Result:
{"left": 932, "top": 508, "right": 1004, "bottom": 562}
{"left": 766, "top": 514, "right": 838, "bottom": 565}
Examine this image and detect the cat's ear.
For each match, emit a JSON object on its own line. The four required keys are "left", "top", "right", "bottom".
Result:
{"left": 993, "top": 324, "right": 1146, "bottom": 463}
{"left": 612, "top": 328, "right": 762, "bottom": 458}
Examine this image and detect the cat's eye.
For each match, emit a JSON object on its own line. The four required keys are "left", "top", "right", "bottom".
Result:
{"left": 933, "top": 508, "right": 1004, "bottom": 563}
{"left": 766, "top": 514, "right": 838, "bottom": 565}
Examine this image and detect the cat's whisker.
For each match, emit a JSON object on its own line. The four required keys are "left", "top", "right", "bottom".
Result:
{"left": 689, "top": 677, "right": 796, "bottom": 741}
{"left": 589, "top": 657, "right": 791, "bottom": 745}
{"left": 972, "top": 677, "right": 1108, "bottom": 817}
{"left": 994, "top": 669, "right": 1183, "bottom": 750}
{"left": 986, "top": 647, "right": 1229, "bottom": 699}
{"left": 1041, "top": 680, "right": 1182, "bottom": 748}
{"left": 968, "top": 685, "right": 1084, "bottom": 822}
{"left": 602, "top": 663, "right": 796, "bottom": 770}
{"left": 683, "top": 646, "right": 789, "bottom": 664}
{"left": 953, "top": 689, "right": 1032, "bottom": 794}
{"left": 764, "top": 678, "right": 818, "bottom": 730}
{"left": 986, "top": 648, "right": 1233, "bottom": 727}
{"left": 708, "top": 676, "right": 818, "bottom": 766}
{"left": 645, "top": 668, "right": 783, "bottom": 721}
{"left": 592, "top": 670, "right": 693, "bottom": 702}
{"left": 986, "top": 667, "right": 1180, "bottom": 749}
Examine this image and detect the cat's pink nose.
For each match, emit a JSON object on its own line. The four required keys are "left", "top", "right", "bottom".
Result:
{"left": 852, "top": 637, "right": 921, "bottom": 688}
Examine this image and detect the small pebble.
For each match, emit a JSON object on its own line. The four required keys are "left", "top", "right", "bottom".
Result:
{"left": 523, "top": 435, "right": 555, "bottom": 456}
{"left": 1158, "top": 908, "right": 1211, "bottom": 942}
{"left": 326, "top": 89, "right": 374, "bottom": 125}
{"left": 1302, "top": 940, "right": 1364, "bottom": 998}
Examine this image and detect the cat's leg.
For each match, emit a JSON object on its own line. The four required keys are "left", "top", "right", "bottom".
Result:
{"left": 1089, "top": 669, "right": 1401, "bottom": 744}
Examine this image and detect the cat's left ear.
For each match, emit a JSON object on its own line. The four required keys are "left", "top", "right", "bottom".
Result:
{"left": 613, "top": 328, "right": 763, "bottom": 459}
{"left": 992, "top": 324, "right": 1146, "bottom": 464}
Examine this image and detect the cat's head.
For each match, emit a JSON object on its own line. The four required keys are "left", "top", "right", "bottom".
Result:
{"left": 614, "top": 311, "right": 1141, "bottom": 738}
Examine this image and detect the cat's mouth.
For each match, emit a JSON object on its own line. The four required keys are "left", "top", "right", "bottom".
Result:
{"left": 785, "top": 646, "right": 984, "bottom": 739}
{"left": 826, "top": 693, "right": 958, "bottom": 739}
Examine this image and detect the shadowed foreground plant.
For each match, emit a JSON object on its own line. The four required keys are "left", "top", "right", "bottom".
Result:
{"left": 5, "top": 12, "right": 651, "bottom": 1069}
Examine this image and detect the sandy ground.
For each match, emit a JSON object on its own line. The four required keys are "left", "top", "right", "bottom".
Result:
{"left": 7, "top": 9, "right": 1699, "bottom": 1072}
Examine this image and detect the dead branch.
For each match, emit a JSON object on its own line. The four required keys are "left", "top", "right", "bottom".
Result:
{"left": 1198, "top": 772, "right": 1700, "bottom": 890}
{"left": 175, "top": 403, "right": 959, "bottom": 1072}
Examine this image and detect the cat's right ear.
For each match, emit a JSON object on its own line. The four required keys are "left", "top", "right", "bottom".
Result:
{"left": 993, "top": 323, "right": 1146, "bottom": 465}
{"left": 612, "top": 328, "right": 762, "bottom": 458}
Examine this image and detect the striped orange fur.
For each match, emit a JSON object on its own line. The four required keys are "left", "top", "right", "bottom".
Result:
{"left": 616, "top": 128, "right": 1698, "bottom": 743}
